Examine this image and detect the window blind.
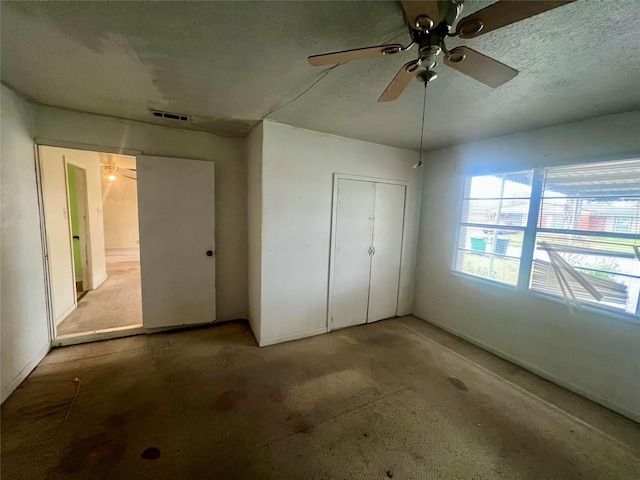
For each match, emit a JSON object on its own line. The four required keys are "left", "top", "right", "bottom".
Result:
{"left": 531, "top": 160, "right": 640, "bottom": 314}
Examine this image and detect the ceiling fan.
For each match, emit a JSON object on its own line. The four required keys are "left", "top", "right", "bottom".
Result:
{"left": 100, "top": 163, "right": 137, "bottom": 182}
{"left": 308, "top": 0, "right": 575, "bottom": 102}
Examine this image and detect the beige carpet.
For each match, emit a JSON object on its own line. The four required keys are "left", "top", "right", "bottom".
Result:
{"left": 57, "top": 261, "right": 142, "bottom": 336}
{"left": 2, "top": 317, "right": 638, "bottom": 479}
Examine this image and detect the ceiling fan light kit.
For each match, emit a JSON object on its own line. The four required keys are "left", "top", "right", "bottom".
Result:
{"left": 100, "top": 163, "right": 137, "bottom": 182}
{"left": 417, "top": 70, "right": 438, "bottom": 84}
{"left": 307, "top": 0, "right": 575, "bottom": 102}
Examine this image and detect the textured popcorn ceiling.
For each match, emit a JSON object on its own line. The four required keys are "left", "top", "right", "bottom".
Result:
{"left": 2, "top": 1, "right": 639, "bottom": 150}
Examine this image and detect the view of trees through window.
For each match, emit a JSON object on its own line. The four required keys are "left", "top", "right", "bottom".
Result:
{"left": 454, "top": 159, "right": 640, "bottom": 317}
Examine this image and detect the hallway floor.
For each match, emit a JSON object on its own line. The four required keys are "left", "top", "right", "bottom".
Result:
{"left": 2, "top": 317, "right": 638, "bottom": 479}
{"left": 57, "top": 261, "right": 142, "bottom": 336}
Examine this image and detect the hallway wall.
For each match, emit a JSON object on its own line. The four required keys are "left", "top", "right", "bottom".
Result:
{"left": 1, "top": 85, "right": 50, "bottom": 403}
{"left": 101, "top": 173, "right": 140, "bottom": 251}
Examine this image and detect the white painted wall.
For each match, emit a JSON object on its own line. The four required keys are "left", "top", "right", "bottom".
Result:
{"left": 35, "top": 105, "right": 248, "bottom": 321}
{"left": 412, "top": 111, "right": 640, "bottom": 421}
{"left": 246, "top": 123, "right": 263, "bottom": 343}
{"left": 101, "top": 174, "right": 139, "bottom": 251}
{"left": 40, "top": 146, "right": 108, "bottom": 290}
{"left": 1, "top": 85, "right": 50, "bottom": 403}
{"left": 257, "top": 121, "right": 422, "bottom": 346}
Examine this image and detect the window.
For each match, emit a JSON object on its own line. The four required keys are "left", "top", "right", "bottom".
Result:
{"left": 454, "top": 171, "right": 533, "bottom": 286}
{"left": 454, "top": 159, "right": 640, "bottom": 318}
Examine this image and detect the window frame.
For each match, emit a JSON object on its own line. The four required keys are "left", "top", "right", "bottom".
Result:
{"left": 452, "top": 171, "right": 535, "bottom": 287}
{"left": 452, "top": 160, "right": 640, "bottom": 322}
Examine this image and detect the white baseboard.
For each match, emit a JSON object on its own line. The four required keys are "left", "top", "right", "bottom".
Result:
{"left": 105, "top": 247, "right": 139, "bottom": 256}
{"left": 259, "top": 326, "right": 327, "bottom": 347}
{"left": 247, "top": 316, "right": 261, "bottom": 345}
{"left": 411, "top": 312, "right": 640, "bottom": 423}
{"left": 216, "top": 312, "right": 246, "bottom": 322}
{"left": 1, "top": 343, "right": 51, "bottom": 404}
{"left": 92, "top": 273, "right": 108, "bottom": 289}
{"left": 105, "top": 248, "right": 140, "bottom": 265}
{"left": 54, "top": 303, "right": 76, "bottom": 326}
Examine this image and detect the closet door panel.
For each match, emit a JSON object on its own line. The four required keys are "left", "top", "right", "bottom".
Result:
{"left": 331, "top": 179, "right": 375, "bottom": 330}
{"left": 368, "top": 183, "right": 406, "bottom": 322}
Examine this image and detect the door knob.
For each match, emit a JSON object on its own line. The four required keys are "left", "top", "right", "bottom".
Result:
{"left": 206, "top": 250, "right": 214, "bottom": 256}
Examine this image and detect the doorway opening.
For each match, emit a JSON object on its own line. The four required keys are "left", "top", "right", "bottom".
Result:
{"left": 38, "top": 146, "right": 142, "bottom": 341}
{"left": 67, "top": 163, "right": 90, "bottom": 301}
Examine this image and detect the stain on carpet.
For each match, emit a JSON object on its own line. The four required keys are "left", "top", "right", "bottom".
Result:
{"left": 141, "top": 446, "right": 161, "bottom": 460}
{"left": 56, "top": 432, "right": 127, "bottom": 474}
{"left": 448, "top": 376, "right": 468, "bottom": 391}
{"left": 213, "top": 388, "right": 247, "bottom": 411}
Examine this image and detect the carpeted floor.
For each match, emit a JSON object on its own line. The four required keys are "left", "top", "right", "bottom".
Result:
{"left": 57, "top": 261, "right": 142, "bottom": 336}
{"left": 2, "top": 316, "right": 639, "bottom": 479}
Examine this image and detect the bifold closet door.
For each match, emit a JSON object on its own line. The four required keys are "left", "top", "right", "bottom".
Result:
{"left": 368, "top": 183, "right": 406, "bottom": 322}
{"left": 331, "top": 179, "right": 375, "bottom": 330}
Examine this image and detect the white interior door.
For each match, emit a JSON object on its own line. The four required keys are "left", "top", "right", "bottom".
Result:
{"left": 73, "top": 167, "right": 92, "bottom": 290}
{"left": 331, "top": 179, "right": 375, "bottom": 330}
{"left": 368, "top": 183, "right": 406, "bottom": 322}
{"left": 137, "top": 155, "right": 216, "bottom": 329}
{"left": 41, "top": 150, "right": 76, "bottom": 325}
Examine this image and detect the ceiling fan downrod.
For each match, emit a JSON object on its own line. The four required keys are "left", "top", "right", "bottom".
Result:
{"left": 414, "top": 76, "right": 429, "bottom": 169}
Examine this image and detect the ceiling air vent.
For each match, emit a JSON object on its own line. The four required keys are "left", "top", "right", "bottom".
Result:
{"left": 150, "top": 110, "right": 190, "bottom": 122}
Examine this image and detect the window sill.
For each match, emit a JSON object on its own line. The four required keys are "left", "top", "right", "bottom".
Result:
{"left": 450, "top": 270, "right": 518, "bottom": 291}
{"left": 450, "top": 270, "right": 640, "bottom": 326}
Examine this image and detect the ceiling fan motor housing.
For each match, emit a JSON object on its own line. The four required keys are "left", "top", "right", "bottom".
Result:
{"left": 418, "top": 33, "right": 443, "bottom": 68}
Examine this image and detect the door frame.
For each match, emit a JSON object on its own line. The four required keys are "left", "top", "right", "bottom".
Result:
{"left": 327, "top": 173, "right": 409, "bottom": 332}
{"left": 64, "top": 157, "right": 93, "bottom": 292}
{"left": 35, "top": 141, "right": 143, "bottom": 344}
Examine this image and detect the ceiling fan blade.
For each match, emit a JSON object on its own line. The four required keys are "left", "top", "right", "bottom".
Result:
{"left": 119, "top": 171, "right": 137, "bottom": 179}
{"left": 378, "top": 61, "right": 421, "bottom": 102}
{"left": 444, "top": 46, "right": 518, "bottom": 88}
{"left": 401, "top": 1, "right": 442, "bottom": 30}
{"left": 455, "top": 1, "right": 575, "bottom": 38}
{"left": 308, "top": 44, "right": 403, "bottom": 66}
